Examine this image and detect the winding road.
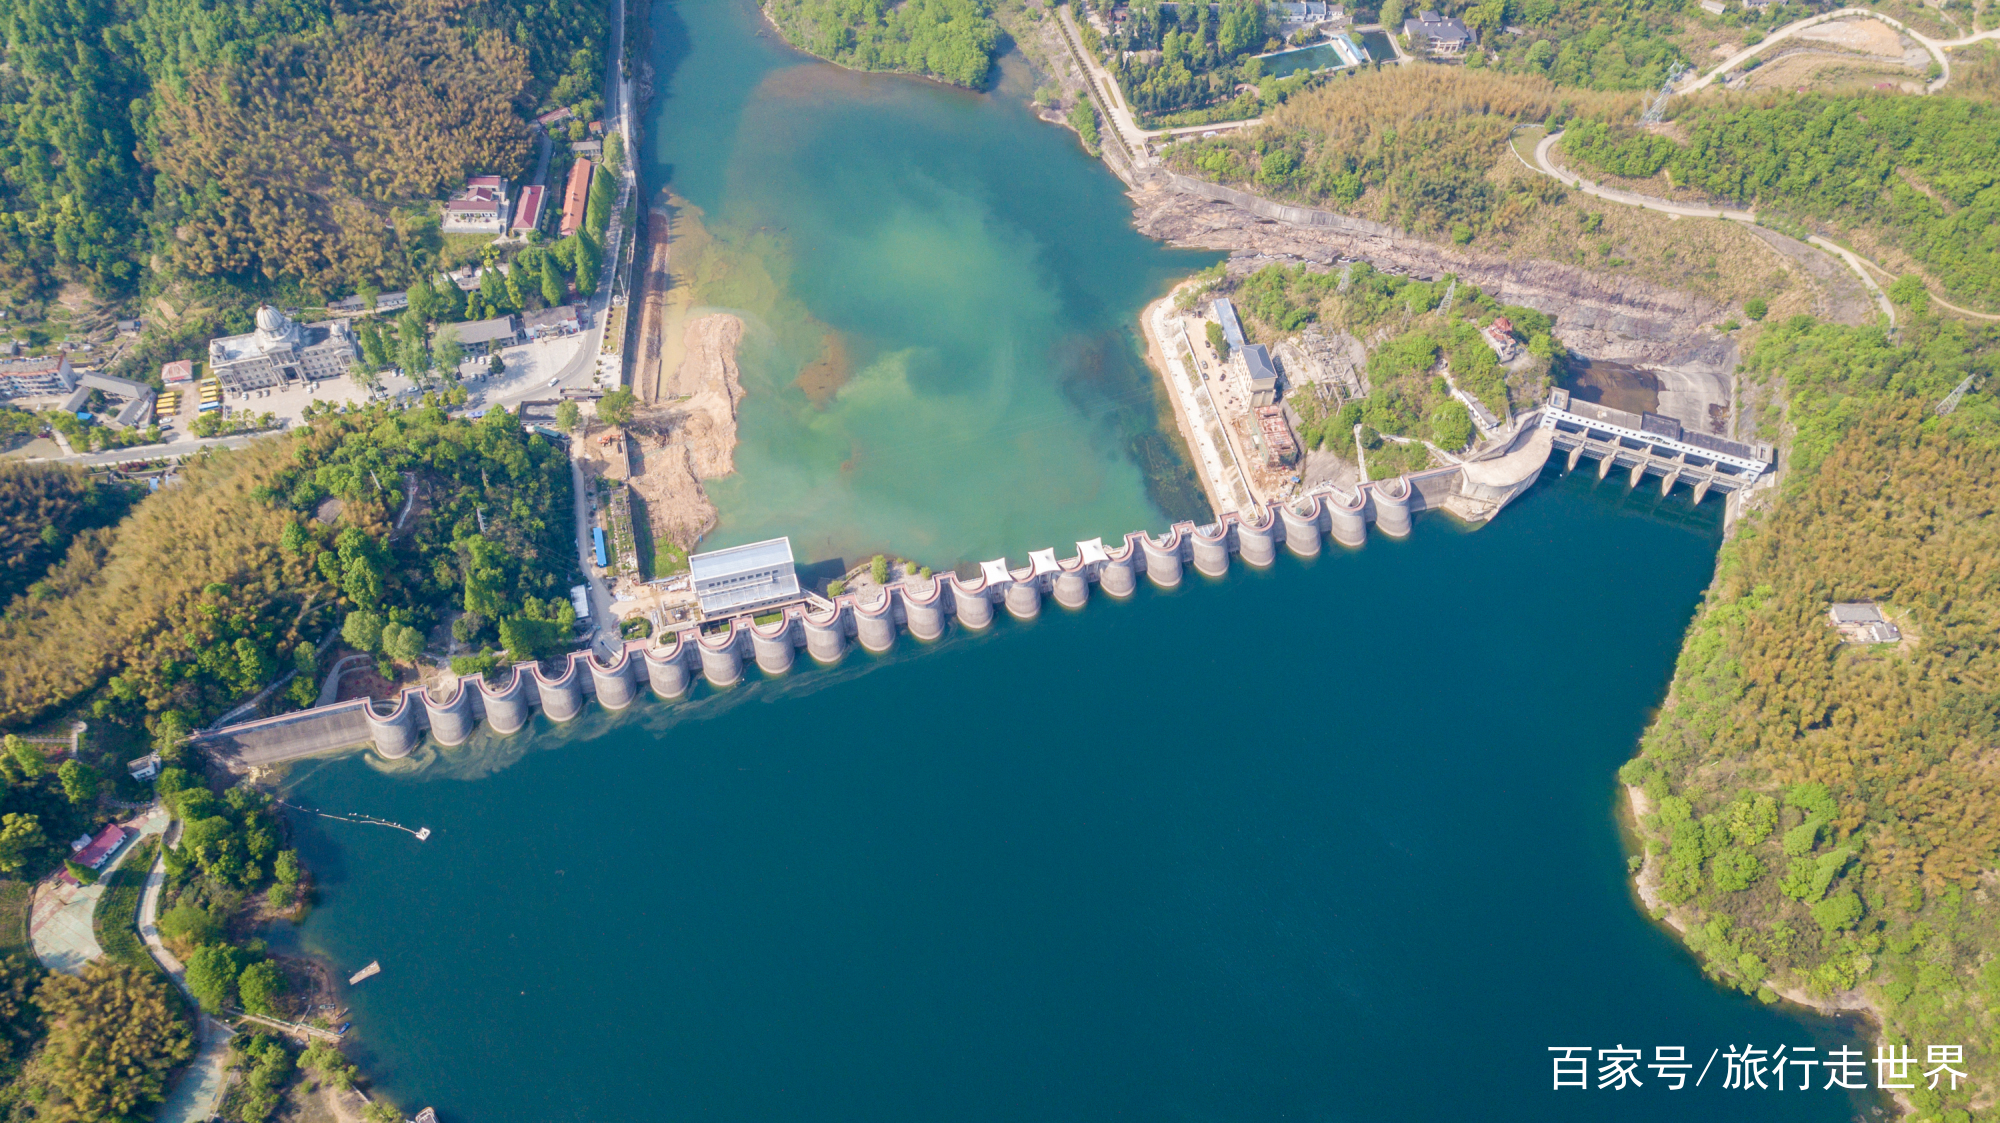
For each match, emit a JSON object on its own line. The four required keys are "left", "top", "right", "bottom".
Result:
{"left": 1520, "top": 127, "right": 2000, "bottom": 325}
{"left": 1678, "top": 6, "right": 2000, "bottom": 95}
{"left": 139, "top": 822, "right": 236, "bottom": 1123}
{"left": 1519, "top": 129, "right": 1901, "bottom": 323}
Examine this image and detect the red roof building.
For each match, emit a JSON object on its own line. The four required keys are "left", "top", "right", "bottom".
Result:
{"left": 560, "top": 158, "right": 593, "bottom": 238}
{"left": 70, "top": 824, "right": 127, "bottom": 870}
{"left": 161, "top": 360, "right": 194, "bottom": 384}
{"left": 510, "top": 184, "right": 547, "bottom": 237}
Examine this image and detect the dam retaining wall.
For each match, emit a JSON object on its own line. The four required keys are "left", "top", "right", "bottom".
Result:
{"left": 196, "top": 430, "right": 1557, "bottom": 771}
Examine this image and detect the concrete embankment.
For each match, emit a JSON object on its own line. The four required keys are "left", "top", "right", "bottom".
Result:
{"left": 194, "top": 425, "right": 1576, "bottom": 770}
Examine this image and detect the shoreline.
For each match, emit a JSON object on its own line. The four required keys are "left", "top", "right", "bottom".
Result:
{"left": 1138, "top": 288, "right": 1230, "bottom": 520}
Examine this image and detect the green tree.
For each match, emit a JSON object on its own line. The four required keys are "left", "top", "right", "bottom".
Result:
{"left": 35, "top": 961, "right": 194, "bottom": 1120}
{"left": 157, "top": 902, "right": 222, "bottom": 948}
{"left": 57, "top": 760, "right": 100, "bottom": 805}
{"left": 6, "top": 736, "right": 45, "bottom": 779}
{"left": 541, "top": 254, "right": 566, "bottom": 306}
{"left": 1429, "top": 401, "right": 1473, "bottom": 451}
{"left": 597, "top": 388, "right": 636, "bottom": 426}
{"left": 237, "top": 960, "right": 285, "bottom": 1017}
{"left": 342, "top": 610, "right": 384, "bottom": 654}
{"left": 1743, "top": 297, "right": 1768, "bottom": 321}
{"left": 869, "top": 554, "right": 889, "bottom": 584}
{"left": 497, "top": 595, "right": 576, "bottom": 661}
{"left": 1206, "top": 319, "right": 1230, "bottom": 359}
{"left": 0, "top": 814, "right": 45, "bottom": 875}
{"left": 184, "top": 945, "right": 240, "bottom": 1013}
{"left": 380, "top": 622, "right": 425, "bottom": 665}
{"left": 434, "top": 326, "right": 465, "bottom": 379}
{"left": 300, "top": 1039, "right": 359, "bottom": 1091}
{"left": 557, "top": 400, "right": 581, "bottom": 432}
{"left": 1067, "top": 100, "right": 1100, "bottom": 153}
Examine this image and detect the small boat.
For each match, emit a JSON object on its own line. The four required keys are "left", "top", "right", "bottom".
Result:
{"left": 348, "top": 961, "right": 381, "bottom": 985}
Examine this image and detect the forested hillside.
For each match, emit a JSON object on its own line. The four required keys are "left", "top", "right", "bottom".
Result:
{"left": 0, "top": 465, "right": 138, "bottom": 608}
{"left": 0, "top": 400, "right": 575, "bottom": 732}
{"left": 1163, "top": 68, "right": 1634, "bottom": 243}
{"left": 1621, "top": 299, "right": 2000, "bottom": 1112}
{"left": 763, "top": 0, "right": 1002, "bottom": 87}
{"left": 0, "top": 0, "right": 608, "bottom": 300}
{"left": 1562, "top": 93, "right": 2000, "bottom": 309}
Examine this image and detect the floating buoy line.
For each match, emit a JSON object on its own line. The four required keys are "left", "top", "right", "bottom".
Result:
{"left": 275, "top": 800, "right": 431, "bottom": 840}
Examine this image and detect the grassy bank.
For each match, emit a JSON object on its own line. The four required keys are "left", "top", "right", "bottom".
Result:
{"left": 94, "top": 837, "right": 164, "bottom": 978}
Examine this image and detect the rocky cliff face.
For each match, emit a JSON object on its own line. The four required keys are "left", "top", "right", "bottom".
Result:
{"left": 1126, "top": 170, "right": 1739, "bottom": 384}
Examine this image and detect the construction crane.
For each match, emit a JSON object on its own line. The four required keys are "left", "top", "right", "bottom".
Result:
{"left": 1937, "top": 373, "right": 1979, "bottom": 416}
{"left": 1640, "top": 62, "right": 1690, "bottom": 125}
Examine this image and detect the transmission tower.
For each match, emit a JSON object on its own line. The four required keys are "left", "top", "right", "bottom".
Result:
{"left": 1640, "top": 62, "right": 1690, "bottom": 125}
{"left": 1937, "top": 373, "right": 1979, "bottom": 416}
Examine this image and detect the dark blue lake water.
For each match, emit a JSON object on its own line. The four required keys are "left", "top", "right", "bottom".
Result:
{"left": 276, "top": 465, "right": 1873, "bottom": 1121}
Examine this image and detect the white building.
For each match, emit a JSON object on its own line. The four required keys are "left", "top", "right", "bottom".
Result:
{"left": 442, "top": 175, "right": 511, "bottom": 234}
{"left": 1403, "top": 9, "right": 1472, "bottom": 52}
{"left": 208, "top": 306, "right": 359, "bottom": 393}
{"left": 689, "top": 538, "right": 801, "bottom": 617}
{"left": 0, "top": 354, "right": 75, "bottom": 399}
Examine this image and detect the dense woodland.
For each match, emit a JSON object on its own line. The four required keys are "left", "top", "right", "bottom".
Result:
{"left": 764, "top": 0, "right": 1003, "bottom": 87}
{"left": 1379, "top": 0, "right": 1692, "bottom": 89}
{"left": 1622, "top": 296, "right": 2000, "bottom": 1111}
{"left": 0, "top": 402, "right": 576, "bottom": 732}
{"left": 1164, "top": 68, "right": 1633, "bottom": 242}
{"left": 0, "top": 466, "right": 137, "bottom": 610}
{"left": 1563, "top": 93, "right": 2000, "bottom": 308}
{"left": 0, "top": 0, "right": 608, "bottom": 300}
{"left": 1101, "top": 0, "right": 1279, "bottom": 123}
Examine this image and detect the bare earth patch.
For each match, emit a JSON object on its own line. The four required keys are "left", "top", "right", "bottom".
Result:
{"left": 624, "top": 313, "right": 745, "bottom": 550}
{"left": 1794, "top": 17, "right": 1908, "bottom": 56}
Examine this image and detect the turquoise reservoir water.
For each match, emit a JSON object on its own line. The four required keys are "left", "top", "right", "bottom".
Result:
{"left": 648, "top": 0, "right": 1217, "bottom": 568}
{"left": 277, "top": 469, "right": 1870, "bottom": 1121}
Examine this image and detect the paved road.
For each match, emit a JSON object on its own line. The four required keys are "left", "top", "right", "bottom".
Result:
{"left": 1680, "top": 7, "right": 2000, "bottom": 95}
{"left": 1521, "top": 129, "right": 1898, "bottom": 324}
{"left": 30, "top": 808, "right": 169, "bottom": 975}
{"left": 140, "top": 821, "right": 237, "bottom": 1123}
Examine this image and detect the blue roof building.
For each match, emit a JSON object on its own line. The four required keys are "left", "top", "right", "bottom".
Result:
{"left": 690, "top": 537, "right": 801, "bottom": 617}
{"left": 1213, "top": 298, "right": 1246, "bottom": 351}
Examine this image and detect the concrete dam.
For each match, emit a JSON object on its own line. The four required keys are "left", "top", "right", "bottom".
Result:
{"left": 192, "top": 414, "right": 1741, "bottom": 768}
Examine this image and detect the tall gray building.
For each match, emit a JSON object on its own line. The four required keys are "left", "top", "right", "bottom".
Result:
{"left": 208, "top": 306, "right": 359, "bottom": 393}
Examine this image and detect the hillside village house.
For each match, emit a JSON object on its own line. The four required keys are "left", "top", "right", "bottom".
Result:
{"left": 0, "top": 354, "right": 75, "bottom": 399}
{"left": 446, "top": 315, "right": 522, "bottom": 357}
{"left": 443, "top": 176, "right": 512, "bottom": 234}
{"left": 1276, "top": 2, "right": 1340, "bottom": 29}
{"left": 1403, "top": 9, "right": 1472, "bottom": 52}
{"left": 524, "top": 305, "right": 583, "bottom": 339}
{"left": 208, "top": 306, "right": 359, "bottom": 393}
